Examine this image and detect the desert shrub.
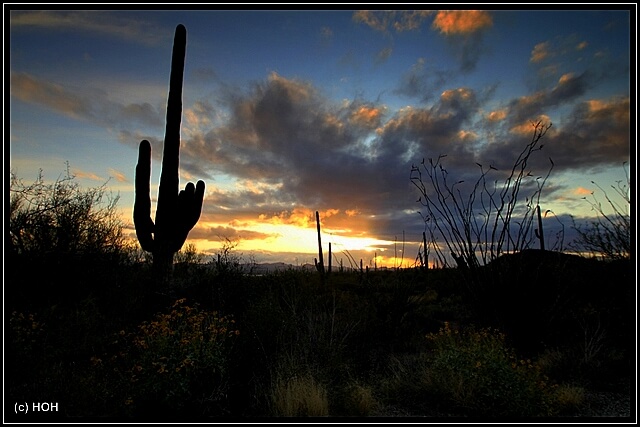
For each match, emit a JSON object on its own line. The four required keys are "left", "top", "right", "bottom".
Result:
{"left": 9, "top": 166, "right": 126, "bottom": 258}
{"left": 8, "top": 167, "right": 132, "bottom": 308}
{"left": 411, "top": 121, "right": 553, "bottom": 270}
{"left": 270, "top": 372, "right": 329, "bottom": 417}
{"left": 569, "top": 163, "right": 630, "bottom": 260}
{"left": 423, "top": 322, "right": 557, "bottom": 417}
{"left": 552, "top": 384, "right": 585, "bottom": 414}
{"left": 94, "top": 298, "right": 239, "bottom": 416}
{"left": 334, "top": 380, "right": 379, "bottom": 416}
{"left": 8, "top": 310, "right": 47, "bottom": 361}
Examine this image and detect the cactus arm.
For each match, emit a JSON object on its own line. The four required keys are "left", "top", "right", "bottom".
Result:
{"left": 171, "top": 179, "right": 206, "bottom": 252}
{"left": 133, "top": 139, "right": 155, "bottom": 252}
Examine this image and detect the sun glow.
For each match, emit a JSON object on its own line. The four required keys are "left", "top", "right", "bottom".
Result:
{"left": 184, "top": 218, "right": 398, "bottom": 266}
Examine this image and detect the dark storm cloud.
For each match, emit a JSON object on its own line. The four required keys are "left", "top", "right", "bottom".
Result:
{"left": 394, "top": 58, "right": 452, "bottom": 102}
{"left": 506, "top": 71, "right": 591, "bottom": 125}
{"left": 176, "top": 74, "right": 498, "bottom": 245}
{"left": 177, "top": 69, "right": 626, "bottom": 247}
{"left": 544, "top": 96, "right": 630, "bottom": 170}
{"left": 11, "top": 58, "right": 629, "bottom": 250}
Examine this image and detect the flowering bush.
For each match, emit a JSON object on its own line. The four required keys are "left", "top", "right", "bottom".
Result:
{"left": 9, "top": 311, "right": 47, "bottom": 358}
{"left": 7, "top": 311, "right": 47, "bottom": 371}
{"left": 424, "top": 322, "right": 557, "bottom": 417}
{"left": 95, "top": 298, "right": 239, "bottom": 414}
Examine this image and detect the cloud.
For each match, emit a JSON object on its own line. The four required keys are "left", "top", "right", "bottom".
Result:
{"left": 395, "top": 58, "right": 451, "bottom": 101}
{"left": 13, "top": 58, "right": 628, "bottom": 254}
{"left": 9, "top": 10, "right": 169, "bottom": 46}
{"left": 108, "top": 168, "right": 129, "bottom": 183}
{"left": 487, "top": 109, "right": 507, "bottom": 122}
{"left": 544, "top": 96, "right": 630, "bottom": 170}
{"left": 10, "top": 72, "right": 164, "bottom": 130}
{"left": 353, "top": 10, "right": 439, "bottom": 34}
{"left": 72, "top": 168, "right": 104, "bottom": 182}
{"left": 375, "top": 46, "right": 393, "bottom": 64}
{"left": 506, "top": 71, "right": 591, "bottom": 125}
{"left": 530, "top": 42, "right": 550, "bottom": 63}
{"left": 574, "top": 187, "right": 593, "bottom": 196}
{"left": 189, "top": 225, "right": 275, "bottom": 242}
{"left": 320, "top": 26, "right": 333, "bottom": 40}
{"left": 431, "top": 11, "right": 493, "bottom": 73}
{"left": 176, "top": 70, "right": 624, "bottom": 248}
{"left": 355, "top": 10, "right": 493, "bottom": 73}
{"left": 430, "top": 10, "right": 493, "bottom": 35}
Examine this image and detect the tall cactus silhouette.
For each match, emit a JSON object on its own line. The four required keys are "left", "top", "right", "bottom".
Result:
{"left": 134, "top": 24, "right": 205, "bottom": 280}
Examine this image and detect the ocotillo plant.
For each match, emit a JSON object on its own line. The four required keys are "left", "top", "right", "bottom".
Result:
{"left": 134, "top": 24, "right": 205, "bottom": 281}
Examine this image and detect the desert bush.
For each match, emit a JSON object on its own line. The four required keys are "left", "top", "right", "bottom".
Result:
{"left": 410, "top": 121, "right": 553, "bottom": 269}
{"left": 9, "top": 165, "right": 126, "bottom": 258}
{"left": 270, "top": 371, "right": 329, "bottom": 417}
{"left": 552, "top": 384, "right": 585, "bottom": 414}
{"left": 94, "top": 298, "right": 239, "bottom": 416}
{"left": 423, "top": 322, "right": 557, "bottom": 417}
{"left": 337, "top": 380, "right": 379, "bottom": 416}
{"left": 569, "top": 163, "right": 630, "bottom": 260}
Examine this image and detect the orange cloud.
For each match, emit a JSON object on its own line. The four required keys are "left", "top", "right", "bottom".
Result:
{"left": 352, "top": 10, "right": 389, "bottom": 32}
{"left": 530, "top": 41, "right": 550, "bottom": 63}
{"left": 457, "top": 130, "right": 478, "bottom": 142}
{"left": 558, "top": 72, "right": 575, "bottom": 85}
{"left": 353, "top": 10, "right": 433, "bottom": 33}
{"left": 108, "top": 168, "right": 128, "bottom": 183}
{"left": 487, "top": 109, "right": 507, "bottom": 122}
{"left": 393, "top": 10, "right": 434, "bottom": 32}
{"left": 350, "top": 105, "right": 383, "bottom": 128}
{"left": 441, "top": 87, "right": 473, "bottom": 101}
{"left": 584, "top": 97, "right": 630, "bottom": 126}
{"left": 431, "top": 10, "right": 492, "bottom": 35}
{"left": 11, "top": 72, "right": 86, "bottom": 118}
{"left": 258, "top": 207, "right": 342, "bottom": 228}
{"left": 259, "top": 207, "right": 315, "bottom": 228}
{"left": 321, "top": 209, "right": 340, "bottom": 220}
{"left": 510, "top": 114, "right": 552, "bottom": 135}
{"left": 73, "top": 169, "right": 103, "bottom": 181}
{"left": 576, "top": 41, "right": 588, "bottom": 50}
{"left": 575, "top": 187, "right": 593, "bottom": 196}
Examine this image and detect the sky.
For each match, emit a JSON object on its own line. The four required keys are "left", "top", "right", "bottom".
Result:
{"left": 7, "top": 7, "right": 633, "bottom": 268}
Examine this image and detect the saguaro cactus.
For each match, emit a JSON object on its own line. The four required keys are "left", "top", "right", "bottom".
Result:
{"left": 535, "top": 204, "right": 546, "bottom": 251}
{"left": 314, "top": 210, "right": 325, "bottom": 275}
{"left": 133, "top": 24, "right": 205, "bottom": 279}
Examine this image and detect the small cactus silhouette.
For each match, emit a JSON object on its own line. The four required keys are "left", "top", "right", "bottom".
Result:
{"left": 133, "top": 24, "right": 205, "bottom": 279}
{"left": 315, "top": 211, "right": 325, "bottom": 275}
{"left": 535, "top": 205, "right": 545, "bottom": 251}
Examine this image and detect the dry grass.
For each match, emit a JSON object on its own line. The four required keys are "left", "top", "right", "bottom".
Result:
{"left": 270, "top": 373, "right": 329, "bottom": 417}
{"left": 342, "top": 381, "right": 379, "bottom": 416}
{"left": 554, "top": 384, "right": 586, "bottom": 412}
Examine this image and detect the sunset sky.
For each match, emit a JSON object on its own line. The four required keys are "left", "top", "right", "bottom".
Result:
{"left": 8, "top": 8, "right": 632, "bottom": 268}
